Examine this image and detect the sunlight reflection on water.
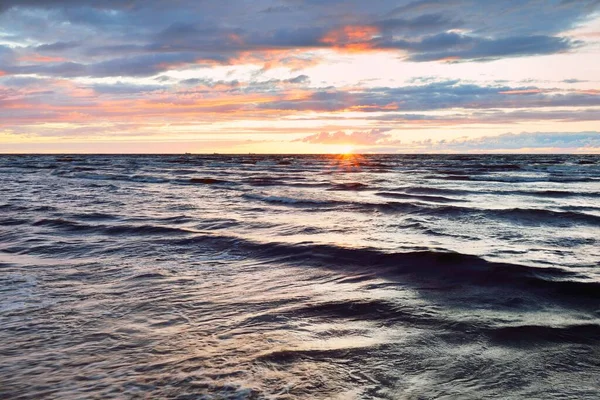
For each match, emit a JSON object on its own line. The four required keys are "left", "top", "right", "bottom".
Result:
{"left": 1, "top": 154, "right": 599, "bottom": 399}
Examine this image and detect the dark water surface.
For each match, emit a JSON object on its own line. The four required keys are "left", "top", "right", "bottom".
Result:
{"left": 1, "top": 154, "right": 599, "bottom": 399}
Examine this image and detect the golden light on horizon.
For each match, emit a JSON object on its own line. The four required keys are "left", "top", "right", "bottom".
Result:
{"left": 339, "top": 145, "right": 355, "bottom": 155}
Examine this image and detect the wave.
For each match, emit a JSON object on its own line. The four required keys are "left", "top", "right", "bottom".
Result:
{"left": 402, "top": 187, "right": 600, "bottom": 199}
{"left": 241, "top": 193, "right": 433, "bottom": 213}
{"left": 328, "top": 182, "right": 370, "bottom": 191}
{"left": 188, "top": 177, "right": 231, "bottom": 185}
{"left": 486, "top": 324, "right": 600, "bottom": 346}
{"left": 56, "top": 156, "right": 81, "bottom": 162}
{"left": 126, "top": 272, "right": 168, "bottom": 281}
{"left": 243, "top": 176, "right": 283, "bottom": 186}
{"left": 242, "top": 193, "right": 344, "bottom": 207}
{"left": 408, "top": 205, "right": 600, "bottom": 227}
{"left": 560, "top": 205, "right": 600, "bottom": 213}
{"left": 402, "top": 187, "right": 477, "bottom": 196}
{"left": 242, "top": 175, "right": 286, "bottom": 186}
{"left": 0, "top": 217, "right": 30, "bottom": 226}
{"left": 65, "top": 212, "right": 120, "bottom": 221}
{"left": 427, "top": 174, "right": 472, "bottom": 181}
{"left": 370, "top": 203, "right": 600, "bottom": 227}
{"left": 240, "top": 191, "right": 600, "bottom": 226}
{"left": 489, "top": 207, "right": 600, "bottom": 227}
{"left": 32, "top": 218, "right": 91, "bottom": 232}
{"left": 578, "top": 159, "right": 597, "bottom": 165}
{"left": 129, "top": 175, "right": 169, "bottom": 183}
{"left": 474, "top": 163, "right": 523, "bottom": 171}
{"left": 170, "top": 234, "right": 599, "bottom": 302}
{"left": 428, "top": 175, "right": 598, "bottom": 183}
{"left": 71, "top": 166, "right": 97, "bottom": 172}
{"left": 103, "top": 224, "right": 193, "bottom": 236}
{"left": 0, "top": 204, "right": 29, "bottom": 212}
{"left": 511, "top": 190, "right": 600, "bottom": 198}
{"left": 32, "top": 218, "right": 195, "bottom": 236}
{"left": 249, "top": 296, "right": 600, "bottom": 346}
{"left": 375, "top": 192, "right": 464, "bottom": 203}
{"left": 3, "top": 163, "right": 57, "bottom": 171}
{"left": 155, "top": 215, "right": 194, "bottom": 224}
{"left": 54, "top": 171, "right": 171, "bottom": 185}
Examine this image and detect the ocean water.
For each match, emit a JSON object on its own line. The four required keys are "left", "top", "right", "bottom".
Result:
{"left": 1, "top": 154, "right": 599, "bottom": 399}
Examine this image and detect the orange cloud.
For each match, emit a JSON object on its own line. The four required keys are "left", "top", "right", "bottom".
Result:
{"left": 348, "top": 102, "right": 398, "bottom": 112}
{"left": 299, "top": 129, "right": 393, "bottom": 145}
{"left": 320, "top": 25, "right": 380, "bottom": 52}
{"left": 228, "top": 49, "right": 321, "bottom": 71}
{"left": 7, "top": 87, "right": 314, "bottom": 126}
{"left": 577, "top": 89, "right": 600, "bottom": 95}
{"left": 438, "top": 56, "right": 462, "bottom": 63}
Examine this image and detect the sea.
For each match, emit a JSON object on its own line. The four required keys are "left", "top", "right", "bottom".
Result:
{"left": 1, "top": 154, "right": 599, "bottom": 399}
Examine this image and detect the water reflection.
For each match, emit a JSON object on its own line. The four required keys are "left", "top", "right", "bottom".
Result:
{"left": 0, "top": 154, "right": 599, "bottom": 399}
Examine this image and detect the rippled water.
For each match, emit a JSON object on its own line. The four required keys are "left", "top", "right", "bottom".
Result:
{"left": 1, "top": 154, "right": 599, "bottom": 399}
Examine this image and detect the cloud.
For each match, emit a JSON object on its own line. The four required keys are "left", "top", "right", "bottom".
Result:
{"left": 299, "top": 129, "right": 394, "bottom": 145}
{"left": 34, "top": 41, "right": 80, "bottom": 52}
{"left": 420, "top": 131, "right": 600, "bottom": 151}
{"left": 6, "top": 53, "right": 217, "bottom": 78}
{"left": 2, "top": 76, "right": 599, "bottom": 130}
{"left": 179, "top": 78, "right": 241, "bottom": 88}
{"left": 0, "top": 45, "right": 16, "bottom": 64}
{"left": 364, "top": 109, "right": 600, "bottom": 125}
{"left": 259, "top": 80, "right": 600, "bottom": 113}
{"left": 285, "top": 74, "right": 309, "bottom": 84}
{"left": 376, "top": 13, "right": 460, "bottom": 34}
{"left": 296, "top": 130, "right": 600, "bottom": 152}
{"left": 0, "top": 1, "right": 598, "bottom": 149}
{"left": 0, "top": 0, "right": 596, "bottom": 80}
{"left": 563, "top": 78, "right": 589, "bottom": 84}
{"left": 402, "top": 34, "right": 578, "bottom": 62}
{"left": 91, "top": 82, "right": 165, "bottom": 95}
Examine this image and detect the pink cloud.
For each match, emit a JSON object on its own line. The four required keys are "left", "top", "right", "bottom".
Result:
{"left": 299, "top": 129, "right": 393, "bottom": 145}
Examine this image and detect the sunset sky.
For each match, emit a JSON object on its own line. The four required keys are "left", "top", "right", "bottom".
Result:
{"left": 1, "top": 0, "right": 599, "bottom": 153}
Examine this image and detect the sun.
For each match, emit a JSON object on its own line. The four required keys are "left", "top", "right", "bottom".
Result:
{"left": 339, "top": 145, "right": 354, "bottom": 155}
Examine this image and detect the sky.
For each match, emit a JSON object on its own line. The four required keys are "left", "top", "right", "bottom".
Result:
{"left": 0, "top": 0, "right": 599, "bottom": 154}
